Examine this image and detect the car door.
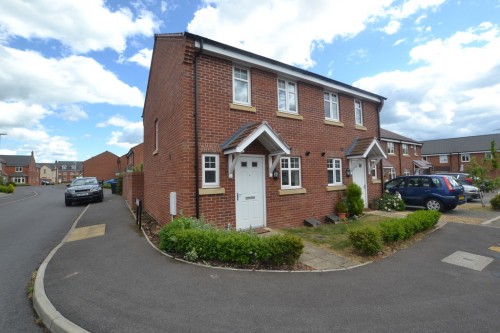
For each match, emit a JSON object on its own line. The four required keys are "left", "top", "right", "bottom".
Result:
{"left": 403, "top": 177, "right": 421, "bottom": 206}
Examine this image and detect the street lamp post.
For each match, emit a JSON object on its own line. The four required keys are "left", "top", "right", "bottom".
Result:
{"left": 0, "top": 133, "right": 6, "bottom": 150}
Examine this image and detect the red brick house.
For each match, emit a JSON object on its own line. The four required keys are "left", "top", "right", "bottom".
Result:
{"left": 0, "top": 152, "right": 38, "bottom": 185}
{"left": 142, "top": 32, "right": 387, "bottom": 229}
{"left": 124, "top": 143, "right": 144, "bottom": 172}
{"left": 83, "top": 151, "right": 119, "bottom": 182}
{"left": 380, "top": 128, "right": 429, "bottom": 181}
{"left": 422, "top": 133, "right": 500, "bottom": 178}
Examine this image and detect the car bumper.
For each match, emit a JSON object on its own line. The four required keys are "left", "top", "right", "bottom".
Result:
{"left": 65, "top": 192, "right": 102, "bottom": 203}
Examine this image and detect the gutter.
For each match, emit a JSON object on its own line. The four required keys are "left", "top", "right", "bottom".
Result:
{"left": 194, "top": 37, "right": 204, "bottom": 219}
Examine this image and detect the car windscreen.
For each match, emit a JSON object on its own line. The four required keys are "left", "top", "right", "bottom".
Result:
{"left": 71, "top": 179, "right": 98, "bottom": 186}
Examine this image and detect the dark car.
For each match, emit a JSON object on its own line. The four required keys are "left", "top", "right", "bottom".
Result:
{"left": 41, "top": 179, "right": 54, "bottom": 185}
{"left": 384, "top": 175, "right": 466, "bottom": 211}
{"left": 65, "top": 177, "right": 103, "bottom": 206}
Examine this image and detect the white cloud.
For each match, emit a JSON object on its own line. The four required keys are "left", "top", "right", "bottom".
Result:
{"left": 128, "top": 48, "right": 153, "bottom": 68}
{"left": 57, "top": 105, "right": 89, "bottom": 122}
{"left": 354, "top": 22, "right": 500, "bottom": 140}
{"left": 187, "top": 0, "right": 447, "bottom": 68}
{"left": 0, "top": 102, "right": 52, "bottom": 128}
{"left": 0, "top": 46, "right": 144, "bottom": 107}
{"left": 0, "top": 0, "right": 158, "bottom": 53}
{"left": 97, "top": 115, "right": 143, "bottom": 148}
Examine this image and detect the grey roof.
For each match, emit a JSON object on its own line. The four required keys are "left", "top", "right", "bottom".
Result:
{"left": 57, "top": 161, "right": 83, "bottom": 170}
{"left": 0, "top": 155, "right": 33, "bottom": 166}
{"left": 37, "top": 163, "right": 56, "bottom": 169}
{"left": 421, "top": 133, "right": 500, "bottom": 155}
{"left": 380, "top": 128, "right": 421, "bottom": 144}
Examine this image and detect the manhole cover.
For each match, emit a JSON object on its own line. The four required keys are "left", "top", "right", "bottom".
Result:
{"left": 442, "top": 251, "right": 494, "bottom": 271}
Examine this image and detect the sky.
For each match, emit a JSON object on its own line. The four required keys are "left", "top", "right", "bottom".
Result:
{"left": 0, "top": 0, "right": 499, "bottom": 163}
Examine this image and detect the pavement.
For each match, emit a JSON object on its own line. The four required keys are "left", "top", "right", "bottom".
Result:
{"left": 33, "top": 193, "right": 500, "bottom": 332}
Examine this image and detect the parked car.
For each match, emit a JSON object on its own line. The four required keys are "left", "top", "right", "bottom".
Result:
{"left": 41, "top": 179, "right": 54, "bottom": 185}
{"left": 434, "top": 172, "right": 473, "bottom": 185}
{"left": 384, "top": 175, "right": 466, "bottom": 211}
{"left": 65, "top": 177, "right": 103, "bottom": 206}
{"left": 454, "top": 178, "right": 480, "bottom": 201}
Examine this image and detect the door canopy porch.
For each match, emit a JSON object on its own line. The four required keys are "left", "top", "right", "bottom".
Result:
{"left": 220, "top": 121, "right": 291, "bottom": 178}
{"left": 346, "top": 137, "right": 387, "bottom": 170}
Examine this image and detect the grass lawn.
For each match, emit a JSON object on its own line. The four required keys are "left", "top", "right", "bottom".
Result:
{"left": 282, "top": 214, "right": 390, "bottom": 254}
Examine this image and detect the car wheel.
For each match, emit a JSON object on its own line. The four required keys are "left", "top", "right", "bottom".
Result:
{"left": 65, "top": 199, "right": 72, "bottom": 207}
{"left": 426, "top": 199, "right": 444, "bottom": 212}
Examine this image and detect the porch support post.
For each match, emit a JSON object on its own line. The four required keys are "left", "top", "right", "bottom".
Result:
{"left": 228, "top": 153, "right": 241, "bottom": 178}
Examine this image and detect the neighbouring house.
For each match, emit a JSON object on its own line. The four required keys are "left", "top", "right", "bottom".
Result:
{"left": 142, "top": 32, "right": 387, "bottom": 229}
{"left": 83, "top": 151, "right": 119, "bottom": 182}
{"left": 121, "top": 143, "right": 145, "bottom": 210}
{"left": 38, "top": 163, "right": 56, "bottom": 184}
{"left": 124, "top": 143, "right": 144, "bottom": 172}
{"left": 55, "top": 161, "right": 83, "bottom": 183}
{"left": 0, "top": 152, "right": 38, "bottom": 185}
{"left": 380, "top": 128, "right": 430, "bottom": 181}
{"left": 0, "top": 157, "right": 8, "bottom": 184}
{"left": 422, "top": 133, "right": 500, "bottom": 178}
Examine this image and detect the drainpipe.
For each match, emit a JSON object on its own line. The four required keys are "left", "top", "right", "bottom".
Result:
{"left": 377, "top": 98, "right": 385, "bottom": 186}
{"left": 194, "top": 37, "right": 204, "bottom": 219}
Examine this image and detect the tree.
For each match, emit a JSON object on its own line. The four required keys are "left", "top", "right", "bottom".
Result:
{"left": 489, "top": 140, "right": 498, "bottom": 170}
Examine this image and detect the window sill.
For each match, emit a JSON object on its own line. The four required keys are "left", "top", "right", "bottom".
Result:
{"left": 199, "top": 188, "right": 225, "bottom": 195}
{"left": 371, "top": 179, "right": 381, "bottom": 184}
{"left": 229, "top": 103, "right": 256, "bottom": 113}
{"left": 388, "top": 153, "right": 395, "bottom": 156}
{"left": 276, "top": 112, "right": 303, "bottom": 121}
{"left": 279, "top": 188, "right": 307, "bottom": 196}
{"left": 355, "top": 125, "right": 367, "bottom": 131}
{"left": 324, "top": 119, "right": 344, "bottom": 127}
{"left": 326, "top": 185, "right": 347, "bottom": 191}
{"left": 403, "top": 154, "right": 410, "bottom": 157}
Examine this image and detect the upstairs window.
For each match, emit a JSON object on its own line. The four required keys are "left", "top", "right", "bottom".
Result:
{"left": 387, "top": 142, "right": 395, "bottom": 155}
{"left": 278, "top": 79, "right": 297, "bottom": 113}
{"left": 461, "top": 154, "right": 470, "bottom": 162}
{"left": 324, "top": 92, "right": 339, "bottom": 121}
{"left": 354, "top": 99, "right": 363, "bottom": 125}
{"left": 439, "top": 155, "right": 448, "bottom": 163}
{"left": 62, "top": 165, "right": 67, "bottom": 170}
{"left": 233, "top": 67, "right": 250, "bottom": 105}
{"left": 402, "top": 144, "right": 409, "bottom": 156}
{"left": 281, "top": 157, "right": 301, "bottom": 189}
{"left": 202, "top": 154, "right": 219, "bottom": 188}
{"left": 327, "top": 158, "right": 342, "bottom": 186}
{"left": 15, "top": 166, "right": 22, "bottom": 172}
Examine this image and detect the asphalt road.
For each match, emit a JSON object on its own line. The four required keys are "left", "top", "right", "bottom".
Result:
{"left": 42, "top": 194, "right": 500, "bottom": 332}
{"left": 0, "top": 185, "right": 84, "bottom": 332}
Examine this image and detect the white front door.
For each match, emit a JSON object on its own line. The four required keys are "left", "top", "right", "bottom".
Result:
{"left": 235, "top": 155, "right": 265, "bottom": 229}
{"left": 351, "top": 159, "right": 368, "bottom": 208}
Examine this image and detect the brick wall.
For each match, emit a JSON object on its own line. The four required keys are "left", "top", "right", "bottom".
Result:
{"left": 122, "top": 172, "right": 144, "bottom": 210}
{"left": 143, "top": 35, "right": 384, "bottom": 228}
{"left": 83, "top": 151, "right": 119, "bottom": 181}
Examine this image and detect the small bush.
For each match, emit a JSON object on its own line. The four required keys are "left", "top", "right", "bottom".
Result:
{"left": 348, "top": 225, "right": 382, "bottom": 256}
{"left": 0, "top": 184, "right": 14, "bottom": 193}
{"left": 379, "top": 218, "right": 406, "bottom": 243}
{"left": 405, "top": 210, "right": 441, "bottom": 230}
{"left": 158, "top": 215, "right": 303, "bottom": 267}
{"left": 378, "top": 192, "right": 405, "bottom": 211}
{"left": 378, "top": 210, "right": 441, "bottom": 245}
{"left": 491, "top": 193, "right": 500, "bottom": 210}
{"left": 346, "top": 183, "right": 364, "bottom": 216}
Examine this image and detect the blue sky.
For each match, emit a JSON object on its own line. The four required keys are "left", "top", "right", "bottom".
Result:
{"left": 0, "top": 0, "right": 499, "bottom": 163}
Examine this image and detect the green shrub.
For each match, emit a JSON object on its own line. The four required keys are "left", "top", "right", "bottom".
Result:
{"left": 491, "top": 193, "right": 500, "bottom": 210}
{"left": 348, "top": 225, "right": 382, "bottom": 256}
{"left": 0, "top": 184, "right": 14, "bottom": 193}
{"left": 158, "top": 215, "right": 303, "bottom": 267}
{"left": 346, "top": 183, "right": 364, "bottom": 216}
{"left": 405, "top": 210, "right": 441, "bottom": 230}
{"left": 379, "top": 218, "right": 406, "bottom": 243}
{"left": 378, "top": 192, "right": 405, "bottom": 211}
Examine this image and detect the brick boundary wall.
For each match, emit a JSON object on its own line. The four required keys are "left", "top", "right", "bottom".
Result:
{"left": 122, "top": 172, "right": 144, "bottom": 210}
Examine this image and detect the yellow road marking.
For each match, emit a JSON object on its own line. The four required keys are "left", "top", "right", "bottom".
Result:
{"left": 66, "top": 224, "right": 106, "bottom": 242}
{"left": 489, "top": 246, "right": 500, "bottom": 253}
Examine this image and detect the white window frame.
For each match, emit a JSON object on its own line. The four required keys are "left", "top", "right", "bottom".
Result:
{"left": 403, "top": 169, "right": 410, "bottom": 176}
{"left": 280, "top": 157, "right": 301, "bottom": 189}
{"left": 354, "top": 99, "right": 363, "bottom": 125}
{"left": 15, "top": 166, "right": 22, "bottom": 172}
{"left": 202, "top": 154, "right": 219, "bottom": 188}
{"left": 233, "top": 66, "right": 250, "bottom": 105}
{"left": 439, "top": 155, "right": 448, "bottom": 163}
{"left": 370, "top": 159, "right": 378, "bottom": 179}
{"left": 278, "top": 79, "right": 298, "bottom": 114}
{"left": 389, "top": 167, "right": 396, "bottom": 179}
{"left": 154, "top": 119, "right": 159, "bottom": 153}
{"left": 413, "top": 145, "right": 418, "bottom": 156}
{"left": 324, "top": 92, "right": 339, "bottom": 121}
{"left": 387, "top": 142, "right": 395, "bottom": 155}
{"left": 485, "top": 152, "right": 492, "bottom": 159}
{"left": 402, "top": 144, "right": 409, "bottom": 156}
{"left": 62, "top": 165, "right": 67, "bottom": 170}
{"left": 461, "top": 154, "right": 470, "bottom": 162}
{"left": 327, "top": 158, "right": 342, "bottom": 186}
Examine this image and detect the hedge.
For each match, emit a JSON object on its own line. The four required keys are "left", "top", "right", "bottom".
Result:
{"left": 158, "top": 215, "right": 304, "bottom": 266}
{"left": 0, "top": 184, "right": 14, "bottom": 193}
{"left": 349, "top": 210, "right": 441, "bottom": 256}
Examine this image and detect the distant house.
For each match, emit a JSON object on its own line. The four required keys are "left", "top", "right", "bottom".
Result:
{"left": 0, "top": 157, "right": 7, "bottom": 184}
{"left": 142, "top": 32, "right": 387, "bottom": 229}
{"left": 0, "top": 151, "right": 38, "bottom": 185}
{"left": 125, "top": 143, "right": 144, "bottom": 172}
{"left": 83, "top": 151, "right": 119, "bottom": 182}
{"left": 422, "top": 133, "right": 500, "bottom": 178}
{"left": 55, "top": 160, "right": 83, "bottom": 183}
{"left": 38, "top": 163, "right": 56, "bottom": 183}
{"left": 380, "top": 128, "right": 430, "bottom": 180}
